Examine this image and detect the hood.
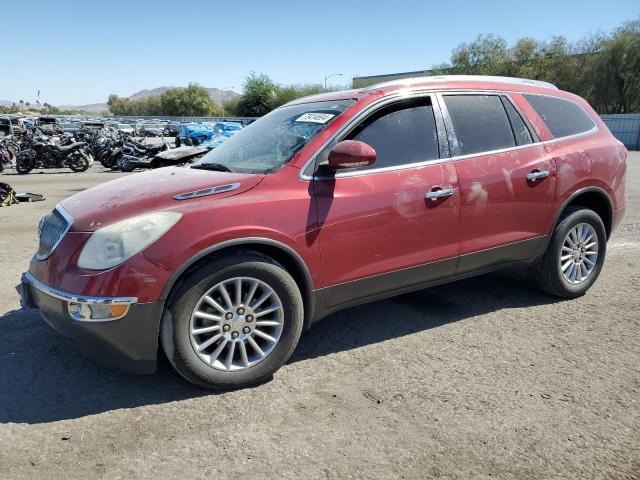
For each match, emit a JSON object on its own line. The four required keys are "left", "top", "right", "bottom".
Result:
{"left": 61, "top": 166, "right": 263, "bottom": 232}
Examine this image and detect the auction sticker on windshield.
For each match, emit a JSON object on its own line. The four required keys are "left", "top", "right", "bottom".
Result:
{"left": 295, "top": 112, "right": 335, "bottom": 124}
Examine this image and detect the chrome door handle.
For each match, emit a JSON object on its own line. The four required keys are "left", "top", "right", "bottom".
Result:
{"left": 425, "top": 188, "right": 454, "bottom": 201}
{"left": 527, "top": 170, "right": 550, "bottom": 181}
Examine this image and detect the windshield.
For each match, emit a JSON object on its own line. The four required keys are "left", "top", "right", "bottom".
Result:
{"left": 195, "top": 99, "right": 354, "bottom": 174}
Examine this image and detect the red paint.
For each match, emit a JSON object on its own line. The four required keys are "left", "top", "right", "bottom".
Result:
{"left": 455, "top": 144, "right": 557, "bottom": 254}
{"left": 327, "top": 140, "right": 377, "bottom": 169}
{"left": 28, "top": 78, "right": 627, "bottom": 304}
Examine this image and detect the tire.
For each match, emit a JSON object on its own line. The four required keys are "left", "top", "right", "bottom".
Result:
{"left": 117, "top": 157, "right": 135, "bottom": 172}
{"left": 532, "top": 207, "right": 606, "bottom": 298}
{"left": 68, "top": 153, "right": 89, "bottom": 172}
{"left": 161, "top": 252, "right": 304, "bottom": 390}
{"left": 15, "top": 152, "right": 35, "bottom": 175}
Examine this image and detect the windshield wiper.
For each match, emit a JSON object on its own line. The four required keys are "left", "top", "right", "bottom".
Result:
{"left": 191, "top": 163, "right": 233, "bottom": 172}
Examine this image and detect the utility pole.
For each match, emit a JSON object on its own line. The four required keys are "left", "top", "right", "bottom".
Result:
{"left": 324, "top": 73, "right": 343, "bottom": 89}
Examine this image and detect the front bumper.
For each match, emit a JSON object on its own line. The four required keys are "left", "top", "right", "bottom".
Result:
{"left": 21, "top": 272, "right": 163, "bottom": 374}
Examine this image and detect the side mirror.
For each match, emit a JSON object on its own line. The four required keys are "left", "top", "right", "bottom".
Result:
{"left": 327, "top": 140, "right": 376, "bottom": 170}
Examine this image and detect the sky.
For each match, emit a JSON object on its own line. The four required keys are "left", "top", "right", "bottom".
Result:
{"left": 0, "top": 0, "right": 637, "bottom": 106}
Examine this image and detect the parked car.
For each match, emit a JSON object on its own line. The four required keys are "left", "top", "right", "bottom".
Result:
{"left": 21, "top": 76, "right": 627, "bottom": 389}
{"left": 164, "top": 121, "right": 181, "bottom": 137}
{"left": 81, "top": 121, "right": 106, "bottom": 131}
{"left": 0, "top": 118, "right": 13, "bottom": 137}
{"left": 61, "top": 121, "right": 83, "bottom": 134}
{"left": 139, "top": 122, "right": 165, "bottom": 137}
{"left": 116, "top": 123, "right": 135, "bottom": 135}
{"left": 9, "top": 117, "right": 26, "bottom": 135}
{"left": 36, "top": 116, "right": 60, "bottom": 134}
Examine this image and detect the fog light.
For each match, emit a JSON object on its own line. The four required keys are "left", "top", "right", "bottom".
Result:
{"left": 68, "top": 302, "right": 130, "bottom": 321}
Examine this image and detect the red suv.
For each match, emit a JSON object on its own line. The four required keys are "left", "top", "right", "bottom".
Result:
{"left": 21, "top": 76, "right": 627, "bottom": 389}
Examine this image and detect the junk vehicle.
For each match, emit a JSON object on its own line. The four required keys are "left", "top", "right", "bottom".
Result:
{"left": 176, "top": 122, "right": 242, "bottom": 147}
{"left": 0, "top": 139, "right": 14, "bottom": 172}
{"left": 117, "top": 145, "right": 210, "bottom": 172}
{"left": 37, "top": 116, "right": 61, "bottom": 135}
{"left": 21, "top": 76, "right": 626, "bottom": 389}
{"left": 116, "top": 124, "right": 135, "bottom": 135}
{"left": 0, "top": 118, "right": 14, "bottom": 137}
{"left": 114, "top": 137, "right": 172, "bottom": 172}
{"left": 164, "top": 121, "right": 181, "bottom": 137}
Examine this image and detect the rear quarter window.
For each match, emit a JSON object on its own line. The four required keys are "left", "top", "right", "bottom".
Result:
{"left": 523, "top": 94, "right": 595, "bottom": 139}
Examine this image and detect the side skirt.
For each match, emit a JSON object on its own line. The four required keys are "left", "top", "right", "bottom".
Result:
{"left": 310, "top": 235, "right": 548, "bottom": 324}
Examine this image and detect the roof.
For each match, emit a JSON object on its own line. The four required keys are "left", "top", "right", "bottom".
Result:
{"left": 365, "top": 75, "right": 558, "bottom": 91}
{"left": 284, "top": 75, "right": 560, "bottom": 108}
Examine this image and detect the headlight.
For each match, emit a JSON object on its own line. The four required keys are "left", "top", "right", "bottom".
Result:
{"left": 77, "top": 211, "right": 182, "bottom": 270}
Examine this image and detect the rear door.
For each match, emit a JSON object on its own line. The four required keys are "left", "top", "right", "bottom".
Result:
{"left": 310, "top": 95, "right": 460, "bottom": 307}
{"left": 438, "top": 92, "right": 556, "bottom": 272}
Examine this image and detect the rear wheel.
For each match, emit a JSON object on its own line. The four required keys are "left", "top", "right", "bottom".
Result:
{"left": 532, "top": 208, "right": 606, "bottom": 298}
{"left": 161, "top": 253, "right": 304, "bottom": 389}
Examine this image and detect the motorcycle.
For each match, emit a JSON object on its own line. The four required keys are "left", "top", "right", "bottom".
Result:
{"left": 0, "top": 140, "right": 14, "bottom": 173}
{"left": 15, "top": 131, "right": 92, "bottom": 174}
{"left": 114, "top": 137, "right": 170, "bottom": 172}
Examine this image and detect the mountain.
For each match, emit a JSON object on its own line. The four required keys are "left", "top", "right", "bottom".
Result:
{"left": 128, "top": 86, "right": 239, "bottom": 105}
{"left": 4, "top": 86, "right": 240, "bottom": 114}
{"left": 57, "top": 103, "right": 110, "bottom": 113}
{"left": 128, "top": 87, "right": 176, "bottom": 100}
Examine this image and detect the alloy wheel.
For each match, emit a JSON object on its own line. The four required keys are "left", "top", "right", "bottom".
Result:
{"left": 559, "top": 223, "right": 599, "bottom": 285}
{"left": 189, "top": 277, "right": 284, "bottom": 371}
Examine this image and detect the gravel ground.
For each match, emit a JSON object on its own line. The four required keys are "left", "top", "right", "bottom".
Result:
{"left": 0, "top": 155, "right": 638, "bottom": 480}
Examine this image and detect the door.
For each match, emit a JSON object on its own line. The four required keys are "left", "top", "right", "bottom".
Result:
{"left": 438, "top": 93, "right": 557, "bottom": 273}
{"left": 311, "top": 96, "right": 460, "bottom": 307}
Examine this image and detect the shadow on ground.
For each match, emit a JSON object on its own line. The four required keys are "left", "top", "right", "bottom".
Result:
{"left": 0, "top": 268, "right": 560, "bottom": 424}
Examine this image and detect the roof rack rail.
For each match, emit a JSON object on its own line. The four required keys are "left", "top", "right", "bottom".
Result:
{"left": 364, "top": 75, "right": 558, "bottom": 91}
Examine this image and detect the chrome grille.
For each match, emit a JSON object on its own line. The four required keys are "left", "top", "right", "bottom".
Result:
{"left": 36, "top": 207, "right": 72, "bottom": 260}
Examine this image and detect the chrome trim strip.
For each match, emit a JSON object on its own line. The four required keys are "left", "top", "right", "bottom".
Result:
{"left": 24, "top": 271, "right": 138, "bottom": 308}
{"left": 173, "top": 182, "right": 241, "bottom": 200}
{"left": 36, "top": 204, "right": 73, "bottom": 261}
{"left": 298, "top": 89, "right": 599, "bottom": 181}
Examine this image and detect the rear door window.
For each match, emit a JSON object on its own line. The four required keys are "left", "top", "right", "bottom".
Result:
{"left": 443, "top": 95, "right": 515, "bottom": 155}
{"left": 523, "top": 94, "right": 595, "bottom": 138}
{"left": 501, "top": 97, "right": 534, "bottom": 146}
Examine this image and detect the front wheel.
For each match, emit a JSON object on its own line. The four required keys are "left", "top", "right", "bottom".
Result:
{"left": 532, "top": 207, "right": 606, "bottom": 298}
{"left": 68, "top": 153, "right": 89, "bottom": 172}
{"left": 161, "top": 253, "right": 304, "bottom": 389}
{"left": 15, "top": 151, "right": 35, "bottom": 175}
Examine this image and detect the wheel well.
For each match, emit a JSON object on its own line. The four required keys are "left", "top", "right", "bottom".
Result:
{"left": 561, "top": 190, "right": 612, "bottom": 238}
{"left": 164, "top": 242, "right": 314, "bottom": 328}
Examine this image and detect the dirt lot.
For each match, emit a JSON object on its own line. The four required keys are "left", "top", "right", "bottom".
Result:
{"left": 1, "top": 156, "right": 639, "bottom": 480}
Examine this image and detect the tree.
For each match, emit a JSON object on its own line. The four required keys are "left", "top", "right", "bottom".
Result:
{"left": 107, "top": 85, "right": 219, "bottom": 116}
{"left": 233, "top": 73, "right": 341, "bottom": 117}
{"left": 159, "top": 84, "right": 218, "bottom": 116}
{"left": 236, "top": 73, "right": 278, "bottom": 117}
{"left": 431, "top": 17, "right": 640, "bottom": 114}
{"left": 588, "top": 19, "right": 640, "bottom": 113}
{"left": 222, "top": 96, "right": 241, "bottom": 116}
